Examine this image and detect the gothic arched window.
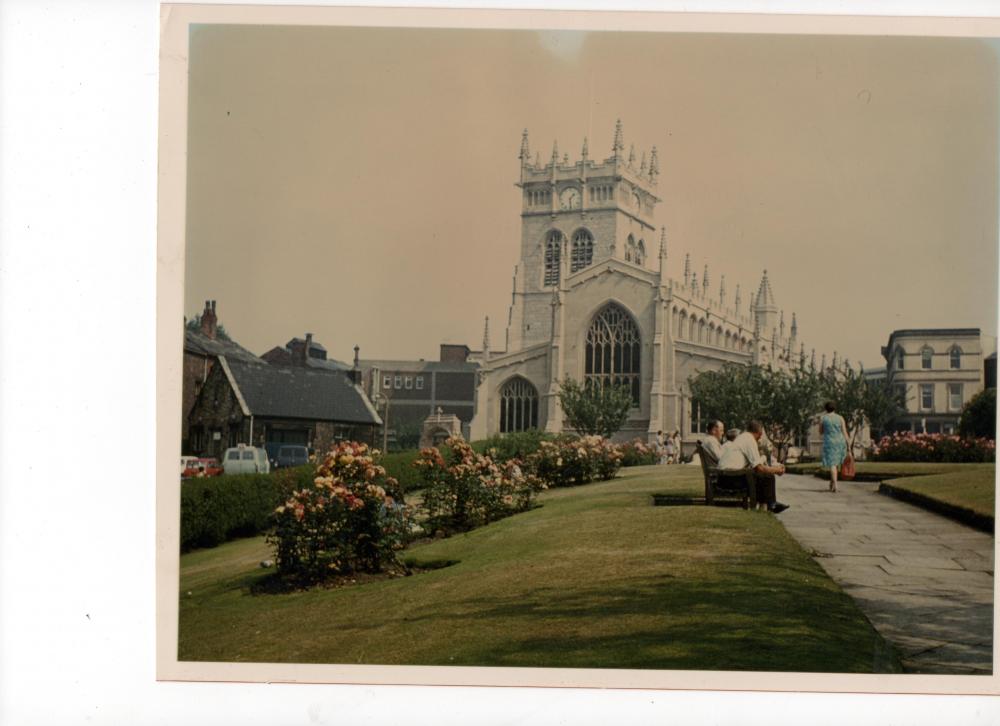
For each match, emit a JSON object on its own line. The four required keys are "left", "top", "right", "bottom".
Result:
{"left": 571, "top": 229, "right": 594, "bottom": 272}
{"left": 544, "top": 231, "right": 562, "bottom": 286}
{"left": 585, "top": 303, "right": 642, "bottom": 406}
{"left": 636, "top": 240, "right": 646, "bottom": 266}
{"left": 499, "top": 377, "right": 539, "bottom": 433}
{"left": 625, "top": 234, "right": 635, "bottom": 263}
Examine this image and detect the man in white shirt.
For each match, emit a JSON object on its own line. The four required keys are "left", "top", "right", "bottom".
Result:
{"left": 718, "top": 420, "right": 789, "bottom": 514}
{"left": 700, "top": 420, "right": 725, "bottom": 466}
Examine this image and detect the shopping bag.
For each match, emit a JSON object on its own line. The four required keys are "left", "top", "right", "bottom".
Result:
{"left": 839, "top": 454, "right": 856, "bottom": 481}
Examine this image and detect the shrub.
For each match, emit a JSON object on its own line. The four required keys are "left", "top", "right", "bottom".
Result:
{"left": 870, "top": 432, "right": 995, "bottom": 463}
{"left": 180, "top": 465, "right": 316, "bottom": 552}
{"left": 527, "top": 435, "right": 623, "bottom": 487}
{"left": 379, "top": 449, "right": 425, "bottom": 492}
{"left": 268, "top": 442, "right": 410, "bottom": 583}
{"left": 619, "top": 438, "right": 657, "bottom": 467}
{"left": 473, "top": 429, "right": 556, "bottom": 463}
{"left": 414, "top": 437, "right": 545, "bottom": 534}
{"left": 959, "top": 389, "right": 997, "bottom": 439}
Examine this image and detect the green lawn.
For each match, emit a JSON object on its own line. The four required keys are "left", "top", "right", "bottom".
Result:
{"left": 788, "top": 462, "right": 995, "bottom": 518}
{"left": 178, "top": 465, "right": 900, "bottom": 672}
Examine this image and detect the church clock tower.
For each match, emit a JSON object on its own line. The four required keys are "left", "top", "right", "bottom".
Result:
{"left": 506, "top": 121, "right": 662, "bottom": 351}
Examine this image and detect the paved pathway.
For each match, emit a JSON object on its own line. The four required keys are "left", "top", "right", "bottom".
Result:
{"left": 776, "top": 473, "right": 994, "bottom": 674}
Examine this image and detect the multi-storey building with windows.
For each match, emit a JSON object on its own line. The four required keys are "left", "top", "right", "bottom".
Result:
{"left": 469, "top": 122, "right": 827, "bottom": 449}
{"left": 881, "top": 328, "right": 991, "bottom": 434}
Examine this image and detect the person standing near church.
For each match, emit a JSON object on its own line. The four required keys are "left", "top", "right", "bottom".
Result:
{"left": 819, "top": 401, "right": 850, "bottom": 493}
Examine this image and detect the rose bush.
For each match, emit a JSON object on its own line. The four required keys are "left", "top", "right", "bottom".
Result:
{"left": 870, "top": 432, "right": 995, "bottom": 463}
{"left": 619, "top": 438, "right": 658, "bottom": 467}
{"left": 414, "top": 437, "right": 545, "bottom": 534}
{"left": 527, "top": 435, "right": 624, "bottom": 487}
{"left": 268, "top": 441, "right": 410, "bottom": 583}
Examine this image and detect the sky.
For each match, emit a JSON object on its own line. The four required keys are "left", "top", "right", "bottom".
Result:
{"left": 184, "top": 25, "right": 999, "bottom": 369}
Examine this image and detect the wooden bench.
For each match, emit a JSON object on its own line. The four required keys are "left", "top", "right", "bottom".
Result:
{"left": 695, "top": 440, "right": 757, "bottom": 509}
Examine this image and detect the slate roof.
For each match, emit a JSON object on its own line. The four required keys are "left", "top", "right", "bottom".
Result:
{"left": 221, "top": 357, "right": 381, "bottom": 425}
{"left": 184, "top": 328, "right": 261, "bottom": 363}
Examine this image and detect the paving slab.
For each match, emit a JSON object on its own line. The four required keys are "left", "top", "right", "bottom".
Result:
{"left": 776, "top": 473, "right": 994, "bottom": 674}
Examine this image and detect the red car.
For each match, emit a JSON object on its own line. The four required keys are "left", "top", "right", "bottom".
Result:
{"left": 181, "top": 457, "right": 223, "bottom": 479}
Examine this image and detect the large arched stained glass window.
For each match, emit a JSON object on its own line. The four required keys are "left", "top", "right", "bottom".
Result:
{"left": 499, "top": 377, "right": 539, "bottom": 433}
{"left": 571, "top": 229, "right": 594, "bottom": 272}
{"left": 585, "top": 303, "right": 641, "bottom": 406}
{"left": 544, "top": 231, "right": 562, "bottom": 286}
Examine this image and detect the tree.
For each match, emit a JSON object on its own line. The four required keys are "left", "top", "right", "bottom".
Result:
{"left": 821, "top": 365, "right": 904, "bottom": 447}
{"left": 959, "top": 388, "right": 997, "bottom": 439}
{"left": 557, "top": 377, "right": 632, "bottom": 438}
{"left": 687, "top": 363, "right": 772, "bottom": 437}
{"left": 689, "top": 363, "right": 826, "bottom": 462}
{"left": 185, "top": 315, "right": 231, "bottom": 342}
{"left": 764, "top": 366, "right": 825, "bottom": 461}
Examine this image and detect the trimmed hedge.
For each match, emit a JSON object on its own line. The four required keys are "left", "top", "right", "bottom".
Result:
{"left": 472, "top": 430, "right": 557, "bottom": 463}
{"left": 379, "top": 449, "right": 424, "bottom": 492}
{"left": 180, "top": 466, "right": 314, "bottom": 552}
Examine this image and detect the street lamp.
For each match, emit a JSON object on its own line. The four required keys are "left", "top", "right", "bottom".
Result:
{"left": 373, "top": 391, "right": 391, "bottom": 453}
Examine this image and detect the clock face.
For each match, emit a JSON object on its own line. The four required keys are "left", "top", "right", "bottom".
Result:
{"left": 559, "top": 187, "right": 581, "bottom": 210}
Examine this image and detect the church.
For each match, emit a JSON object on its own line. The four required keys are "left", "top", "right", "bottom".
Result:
{"left": 469, "top": 121, "right": 818, "bottom": 449}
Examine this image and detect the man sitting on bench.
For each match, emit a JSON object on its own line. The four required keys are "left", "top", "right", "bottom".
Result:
{"left": 700, "top": 419, "right": 726, "bottom": 466}
{"left": 718, "top": 420, "right": 790, "bottom": 514}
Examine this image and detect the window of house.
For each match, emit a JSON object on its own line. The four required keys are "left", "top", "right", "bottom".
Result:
{"left": 950, "top": 347, "right": 962, "bottom": 369}
{"left": 943, "top": 423, "right": 956, "bottom": 435}
{"left": 926, "top": 421, "right": 941, "bottom": 434}
{"left": 920, "top": 384, "right": 934, "bottom": 410}
{"left": 949, "top": 383, "right": 963, "bottom": 410}
{"left": 405, "top": 376, "right": 413, "bottom": 390}
{"left": 921, "top": 348, "right": 933, "bottom": 370}
{"left": 394, "top": 375, "right": 402, "bottom": 389}
{"left": 415, "top": 376, "right": 424, "bottom": 390}
{"left": 382, "top": 375, "right": 391, "bottom": 389}
{"left": 895, "top": 349, "right": 904, "bottom": 370}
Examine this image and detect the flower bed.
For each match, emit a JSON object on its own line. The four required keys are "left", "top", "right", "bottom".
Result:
{"left": 268, "top": 442, "right": 410, "bottom": 583}
{"left": 870, "top": 432, "right": 995, "bottom": 463}
{"left": 527, "top": 435, "right": 624, "bottom": 487}
{"left": 619, "top": 438, "right": 658, "bottom": 467}
{"left": 414, "top": 437, "right": 545, "bottom": 534}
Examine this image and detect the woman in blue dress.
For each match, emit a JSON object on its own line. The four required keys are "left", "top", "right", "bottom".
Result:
{"left": 820, "top": 401, "right": 850, "bottom": 493}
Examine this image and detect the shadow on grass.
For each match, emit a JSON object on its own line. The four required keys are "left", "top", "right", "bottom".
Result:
{"left": 389, "top": 568, "right": 902, "bottom": 673}
{"left": 248, "top": 558, "right": 461, "bottom": 596}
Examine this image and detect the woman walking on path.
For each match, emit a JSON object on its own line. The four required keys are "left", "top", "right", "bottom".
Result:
{"left": 820, "top": 401, "right": 850, "bottom": 493}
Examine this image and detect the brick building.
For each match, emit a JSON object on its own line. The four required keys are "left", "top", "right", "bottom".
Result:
{"left": 187, "top": 356, "right": 381, "bottom": 459}
{"left": 359, "top": 344, "right": 479, "bottom": 448}
{"left": 260, "top": 332, "right": 349, "bottom": 371}
{"left": 181, "top": 300, "right": 261, "bottom": 453}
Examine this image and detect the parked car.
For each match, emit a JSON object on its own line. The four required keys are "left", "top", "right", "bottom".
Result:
{"left": 274, "top": 444, "right": 310, "bottom": 469}
{"left": 222, "top": 445, "right": 271, "bottom": 475}
{"left": 180, "top": 456, "right": 200, "bottom": 476}
{"left": 181, "top": 457, "right": 223, "bottom": 479}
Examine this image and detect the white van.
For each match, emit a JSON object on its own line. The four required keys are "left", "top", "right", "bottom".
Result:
{"left": 222, "top": 445, "right": 271, "bottom": 475}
